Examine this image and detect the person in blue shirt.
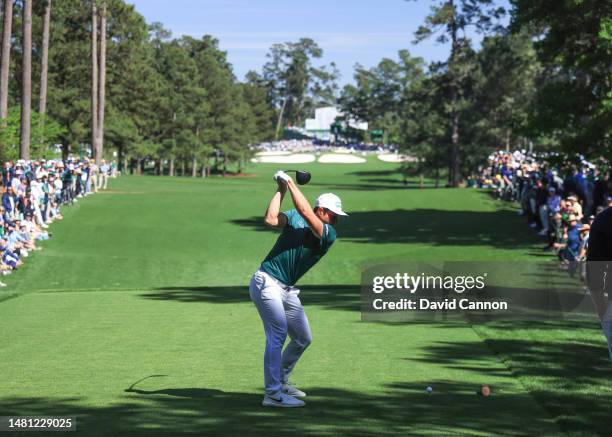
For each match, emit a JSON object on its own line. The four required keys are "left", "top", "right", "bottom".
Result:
{"left": 560, "top": 215, "right": 582, "bottom": 276}
{"left": 2, "top": 186, "right": 16, "bottom": 217}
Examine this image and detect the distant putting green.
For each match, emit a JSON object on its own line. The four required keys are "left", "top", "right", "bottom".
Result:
{"left": 1, "top": 158, "right": 610, "bottom": 436}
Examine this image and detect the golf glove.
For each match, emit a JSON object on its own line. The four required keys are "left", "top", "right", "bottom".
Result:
{"left": 274, "top": 171, "right": 292, "bottom": 184}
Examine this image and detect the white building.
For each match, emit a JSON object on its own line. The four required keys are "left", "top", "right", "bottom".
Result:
{"left": 304, "top": 107, "right": 368, "bottom": 139}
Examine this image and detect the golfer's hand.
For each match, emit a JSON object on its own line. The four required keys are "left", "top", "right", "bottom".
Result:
{"left": 275, "top": 176, "right": 287, "bottom": 192}
{"left": 274, "top": 171, "right": 292, "bottom": 184}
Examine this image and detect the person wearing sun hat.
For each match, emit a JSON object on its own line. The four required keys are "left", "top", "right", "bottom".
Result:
{"left": 248, "top": 170, "right": 347, "bottom": 408}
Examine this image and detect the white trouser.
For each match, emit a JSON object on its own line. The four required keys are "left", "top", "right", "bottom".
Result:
{"left": 249, "top": 269, "right": 312, "bottom": 396}
{"left": 91, "top": 174, "right": 98, "bottom": 192}
{"left": 33, "top": 201, "right": 44, "bottom": 226}
{"left": 602, "top": 302, "right": 612, "bottom": 361}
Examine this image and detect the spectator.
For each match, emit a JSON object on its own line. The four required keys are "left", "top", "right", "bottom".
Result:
{"left": 0, "top": 157, "right": 117, "bottom": 286}
{"left": 99, "top": 159, "right": 109, "bottom": 190}
{"left": 481, "top": 149, "right": 609, "bottom": 281}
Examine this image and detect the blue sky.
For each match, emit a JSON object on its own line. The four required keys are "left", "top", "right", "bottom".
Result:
{"left": 127, "top": 0, "right": 509, "bottom": 85}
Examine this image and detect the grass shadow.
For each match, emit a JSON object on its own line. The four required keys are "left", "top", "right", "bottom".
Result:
{"left": 413, "top": 330, "right": 612, "bottom": 436}
{"left": 141, "top": 285, "right": 361, "bottom": 311}
{"left": 0, "top": 379, "right": 563, "bottom": 436}
{"left": 231, "top": 208, "right": 540, "bottom": 250}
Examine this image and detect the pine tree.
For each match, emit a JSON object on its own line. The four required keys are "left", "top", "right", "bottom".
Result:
{"left": 0, "top": 0, "right": 13, "bottom": 123}
{"left": 20, "top": 0, "right": 33, "bottom": 159}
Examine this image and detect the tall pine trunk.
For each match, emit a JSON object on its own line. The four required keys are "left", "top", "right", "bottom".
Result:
{"left": 39, "top": 0, "right": 51, "bottom": 115}
{"left": 169, "top": 158, "right": 174, "bottom": 176}
{"left": 19, "top": 0, "right": 32, "bottom": 160}
{"left": 118, "top": 144, "right": 123, "bottom": 171}
{"left": 275, "top": 98, "right": 287, "bottom": 140}
{"left": 95, "top": 1, "right": 106, "bottom": 161}
{"left": 450, "top": 112, "right": 460, "bottom": 186}
{"left": 0, "top": 0, "right": 13, "bottom": 122}
{"left": 91, "top": 2, "right": 98, "bottom": 158}
{"left": 38, "top": 0, "right": 51, "bottom": 147}
{"left": 448, "top": 0, "right": 461, "bottom": 187}
{"left": 191, "top": 156, "right": 197, "bottom": 177}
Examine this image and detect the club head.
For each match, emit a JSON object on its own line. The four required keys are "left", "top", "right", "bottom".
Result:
{"left": 295, "top": 170, "right": 311, "bottom": 185}
{"left": 284, "top": 169, "right": 311, "bottom": 185}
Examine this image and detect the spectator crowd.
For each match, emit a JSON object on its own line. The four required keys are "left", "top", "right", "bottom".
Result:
{"left": 253, "top": 139, "right": 392, "bottom": 155}
{"left": 471, "top": 150, "right": 611, "bottom": 274}
{"left": 0, "top": 157, "right": 116, "bottom": 287}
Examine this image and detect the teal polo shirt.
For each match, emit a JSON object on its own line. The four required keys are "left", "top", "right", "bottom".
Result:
{"left": 260, "top": 209, "right": 337, "bottom": 286}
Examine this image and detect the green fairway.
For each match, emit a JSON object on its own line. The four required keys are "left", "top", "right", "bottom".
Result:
{"left": 1, "top": 158, "right": 610, "bottom": 436}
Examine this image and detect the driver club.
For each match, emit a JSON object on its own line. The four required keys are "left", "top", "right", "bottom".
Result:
{"left": 283, "top": 169, "right": 312, "bottom": 185}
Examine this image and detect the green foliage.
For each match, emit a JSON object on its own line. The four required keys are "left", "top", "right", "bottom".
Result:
{"left": 143, "top": 33, "right": 271, "bottom": 173}
{"left": 399, "top": 66, "right": 448, "bottom": 180}
{"left": 242, "top": 71, "right": 275, "bottom": 143}
{"left": 340, "top": 50, "right": 426, "bottom": 145}
{"left": 407, "top": 0, "right": 508, "bottom": 186}
{"left": 511, "top": 0, "right": 612, "bottom": 156}
{"left": 263, "top": 38, "right": 339, "bottom": 128}
{"left": 5, "top": 0, "right": 608, "bottom": 179}
{"left": 468, "top": 31, "right": 540, "bottom": 148}
{"left": 0, "top": 107, "right": 65, "bottom": 160}
{"left": 1, "top": 1, "right": 273, "bottom": 174}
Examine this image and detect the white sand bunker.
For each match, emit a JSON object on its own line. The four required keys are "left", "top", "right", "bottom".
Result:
{"left": 255, "top": 151, "right": 292, "bottom": 156}
{"left": 318, "top": 154, "right": 366, "bottom": 164}
{"left": 377, "top": 154, "right": 417, "bottom": 163}
{"left": 251, "top": 154, "right": 316, "bottom": 164}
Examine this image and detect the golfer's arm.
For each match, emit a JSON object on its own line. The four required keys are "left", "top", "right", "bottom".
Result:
{"left": 263, "top": 189, "right": 288, "bottom": 228}
{"left": 287, "top": 180, "right": 324, "bottom": 238}
{"left": 587, "top": 235, "right": 609, "bottom": 321}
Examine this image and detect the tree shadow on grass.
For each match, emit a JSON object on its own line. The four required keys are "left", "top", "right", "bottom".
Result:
{"left": 347, "top": 169, "right": 400, "bottom": 177}
{"left": 307, "top": 181, "right": 414, "bottom": 191}
{"left": 345, "top": 169, "right": 439, "bottom": 186}
{"left": 231, "top": 208, "right": 540, "bottom": 250}
{"left": 0, "top": 379, "right": 561, "bottom": 436}
{"left": 141, "top": 285, "right": 361, "bottom": 311}
{"left": 413, "top": 332, "right": 612, "bottom": 436}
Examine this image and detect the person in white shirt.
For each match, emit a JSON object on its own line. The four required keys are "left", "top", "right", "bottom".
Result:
{"left": 99, "top": 160, "right": 109, "bottom": 190}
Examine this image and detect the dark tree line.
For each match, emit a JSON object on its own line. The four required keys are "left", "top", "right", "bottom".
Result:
{"left": 0, "top": 0, "right": 608, "bottom": 180}
{"left": 339, "top": 0, "right": 610, "bottom": 186}
{"left": 0, "top": 0, "right": 279, "bottom": 176}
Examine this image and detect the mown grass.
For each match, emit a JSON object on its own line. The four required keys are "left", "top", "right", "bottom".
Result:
{"left": 0, "top": 157, "right": 609, "bottom": 436}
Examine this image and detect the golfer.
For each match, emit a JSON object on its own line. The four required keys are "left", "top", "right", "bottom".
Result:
{"left": 249, "top": 170, "right": 347, "bottom": 407}
{"left": 587, "top": 206, "right": 612, "bottom": 361}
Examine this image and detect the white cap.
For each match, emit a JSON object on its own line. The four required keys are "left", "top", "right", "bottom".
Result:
{"left": 315, "top": 193, "right": 348, "bottom": 216}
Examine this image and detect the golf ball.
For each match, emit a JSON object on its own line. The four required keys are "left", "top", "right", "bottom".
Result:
{"left": 426, "top": 386, "right": 433, "bottom": 393}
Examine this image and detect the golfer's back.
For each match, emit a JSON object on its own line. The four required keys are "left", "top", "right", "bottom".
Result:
{"left": 261, "top": 209, "right": 336, "bottom": 286}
